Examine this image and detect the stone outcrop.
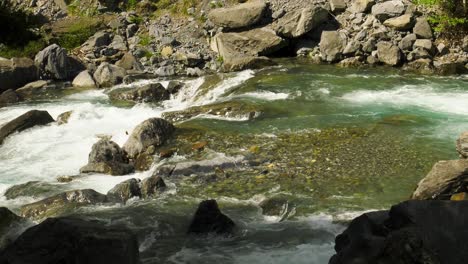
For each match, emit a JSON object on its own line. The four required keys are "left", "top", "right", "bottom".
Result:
{"left": 320, "top": 31, "right": 347, "bottom": 62}
{"left": 330, "top": 200, "right": 468, "bottom": 264}
{"left": 188, "top": 200, "right": 235, "bottom": 235}
{"left": 34, "top": 44, "right": 83, "bottom": 80}
{"left": 106, "top": 178, "right": 142, "bottom": 203}
{"left": 80, "top": 139, "right": 134, "bottom": 176}
{"left": 208, "top": 0, "right": 266, "bottom": 30}
{"left": 0, "top": 57, "right": 38, "bottom": 92}
{"left": 0, "top": 217, "right": 140, "bottom": 264}
{"left": 275, "top": 6, "right": 329, "bottom": 38}
{"left": 109, "top": 83, "right": 170, "bottom": 103}
{"left": 377, "top": 41, "right": 402, "bottom": 66}
{"left": 412, "top": 159, "right": 468, "bottom": 200}
{"left": 123, "top": 118, "right": 175, "bottom": 159}
{"left": 20, "top": 189, "right": 107, "bottom": 219}
{"left": 0, "top": 110, "right": 54, "bottom": 144}
{"left": 93, "top": 62, "right": 126, "bottom": 88}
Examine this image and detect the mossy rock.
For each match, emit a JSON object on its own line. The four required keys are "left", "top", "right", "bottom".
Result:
{"left": 4, "top": 181, "right": 65, "bottom": 200}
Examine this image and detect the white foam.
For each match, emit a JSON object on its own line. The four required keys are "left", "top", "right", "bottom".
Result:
{"left": 232, "top": 90, "right": 290, "bottom": 101}
{"left": 342, "top": 85, "right": 468, "bottom": 116}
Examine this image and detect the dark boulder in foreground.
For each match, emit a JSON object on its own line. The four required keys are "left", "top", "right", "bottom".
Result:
{"left": 0, "top": 217, "right": 140, "bottom": 264}
{"left": 188, "top": 200, "right": 235, "bottom": 235}
{"left": 329, "top": 200, "right": 468, "bottom": 264}
{"left": 0, "top": 110, "right": 54, "bottom": 144}
{"left": 0, "top": 208, "right": 28, "bottom": 249}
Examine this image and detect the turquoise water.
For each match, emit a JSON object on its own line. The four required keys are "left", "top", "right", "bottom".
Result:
{"left": 0, "top": 62, "right": 467, "bottom": 263}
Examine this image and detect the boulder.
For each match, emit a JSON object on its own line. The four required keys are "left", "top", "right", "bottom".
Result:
{"left": 72, "top": 70, "right": 96, "bottom": 88}
{"left": 166, "top": 81, "right": 184, "bottom": 94}
{"left": 377, "top": 41, "right": 402, "bottom": 66}
{"left": 329, "top": 200, "right": 468, "bottom": 264}
{"left": 404, "top": 58, "right": 434, "bottom": 74}
{"left": 0, "top": 207, "right": 27, "bottom": 249}
{"left": 412, "top": 159, "right": 468, "bottom": 200}
{"left": 207, "top": 0, "right": 266, "bottom": 30}
{"left": 413, "top": 17, "right": 433, "bottom": 39}
{"left": 34, "top": 44, "right": 83, "bottom": 80}
{"left": 81, "top": 31, "right": 112, "bottom": 53}
{"left": 0, "top": 57, "right": 38, "bottom": 92}
{"left": 0, "top": 89, "right": 21, "bottom": 106}
{"left": 20, "top": 189, "right": 107, "bottom": 219}
{"left": 222, "top": 56, "right": 276, "bottom": 72}
{"left": 115, "top": 52, "right": 144, "bottom": 71}
{"left": 330, "top": 0, "right": 347, "bottom": 13}
{"left": 93, "top": 62, "right": 126, "bottom": 88}
{"left": 398, "top": 33, "right": 417, "bottom": 51}
{"left": 106, "top": 178, "right": 141, "bottom": 203}
{"left": 188, "top": 200, "right": 236, "bottom": 235}
{"left": 371, "top": 0, "right": 405, "bottom": 21}
{"left": 413, "top": 39, "right": 435, "bottom": 54}
{"left": 0, "top": 217, "right": 140, "bottom": 264}
{"left": 56, "top": 111, "right": 73, "bottom": 125}
{"left": 141, "top": 174, "right": 166, "bottom": 198}
{"left": 457, "top": 132, "right": 468, "bottom": 158}
{"left": 212, "top": 27, "right": 287, "bottom": 59}
{"left": 80, "top": 139, "right": 134, "bottom": 176}
{"left": 350, "top": 0, "right": 375, "bottom": 13}
{"left": 109, "top": 83, "right": 170, "bottom": 103}
{"left": 123, "top": 118, "right": 175, "bottom": 158}
{"left": 383, "top": 14, "right": 414, "bottom": 30}
{"left": 0, "top": 110, "right": 54, "bottom": 144}
{"left": 319, "top": 31, "right": 347, "bottom": 62}
{"left": 275, "top": 7, "right": 329, "bottom": 38}
{"left": 433, "top": 60, "right": 467, "bottom": 75}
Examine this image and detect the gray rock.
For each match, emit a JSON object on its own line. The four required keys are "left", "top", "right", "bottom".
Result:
{"left": 350, "top": 0, "right": 375, "bottom": 13}
{"left": 463, "top": 36, "right": 468, "bottom": 52}
{"left": 437, "top": 43, "right": 449, "bottom": 55}
{"left": 81, "top": 31, "right": 112, "bottom": 53}
{"left": 362, "top": 37, "right": 376, "bottom": 53}
{"left": 343, "top": 40, "right": 361, "bottom": 55}
{"left": 330, "top": 0, "right": 347, "bottom": 13}
{"left": 154, "top": 65, "right": 176, "bottom": 77}
{"left": 57, "top": 111, "right": 73, "bottom": 125}
{"left": 126, "top": 24, "right": 138, "bottom": 38}
{"left": 208, "top": 0, "right": 266, "bottom": 30}
{"left": 457, "top": 132, "right": 468, "bottom": 158}
{"left": 320, "top": 31, "right": 347, "bottom": 62}
{"left": 413, "top": 17, "right": 433, "bottom": 39}
{"left": 166, "top": 81, "right": 184, "bottom": 94}
{"left": 0, "top": 89, "right": 21, "bottom": 106}
{"left": 93, "top": 62, "right": 126, "bottom": 88}
{"left": 413, "top": 39, "right": 435, "bottom": 54}
{"left": 377, "top": 41, "right": 402, "bottom": 66}
{"left": 275, "top": 7, "right": 329, "bottom": 38}
{"left": 141, "top": 174, "right": 166, "bottom": 198}
{"left": 186, "top": 67, "right": 205, "bottom": 77}
{"left": 72, "top": 70, "right": 96, "bottom": 88}
{"left": 0, "top": 110, "right": 54, "bottom": 145}
{"left": 404, "top": 59, "right": 434, "bottom": 74}
{"left": 116, "top": 52, "right": 144, "bottom": 71}
{"left": 412, "top": 159, "right": 468, "bottom": 200}
{"left": 433, "top": 60, "right": 467, "bottom": 75}
{"left": 0, "top": 57, "right": 38, "bottom": 92}
{"left": 109, "top": 83, "right": 170, "bottom": 103}
{"left": 34, "top": 44, "right": 82, "bottom": 80}
{"left": 398, "top": 33, "right": 417, "bottom": 51}
{"left": 123, "top": 118, "right": 175, "bottom": 159}
{"left": 20, "top": 189, "right": 107, "bottom": 219}
{"left": 106, "top": 178, "right": 141, "bottom": 203}
{"left": 383, "top": 14, "right": 414, "bottom": 30}
{"left": 80, "top": 139, "right": 134, "bottom": 176}
{"left": 222, "top": 56, "right": 276, "bottom": 72}
{"left": 371, "top": 0, "right": 405, "bottom": 21}
{"left": 109, "top": 35, "right": 127, "bottom": 51}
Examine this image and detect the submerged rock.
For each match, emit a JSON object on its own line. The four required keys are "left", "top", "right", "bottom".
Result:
{"left": 123, "top": 118, "right": 175, "bottom": 159}
{"left": 80, "top": 139, "right": 134, "bottom": 176}
{"left": 4, "top": 181, "right": 64, "bottom": 200}
{"left": 106, "top": 178, "right": 142, "bottom": 203}
{"left": 20, "top": 189, "right": 107, "bottom": 219}
{"left": 0, "top": 217, "right": 140, "bottom": 264}
{"left": 141, "top": 174, "right": 166, "bottom": 198}
{"left": 56, "top": 111, "right": 73, "bottom": 125}
{"left": 162, "top": 101, "right": 263, "bottom": 122}
{"left": 329, "top": 200, "right": 468, "bottom": 264}
{"left": 259, "top": 196, "right": 296, "bottom": 221}
{"left": 0, "top": 110, "right": 54, "bottom": 144}
{"left": 0, "top": 89, "right": 21, "bottom": 107}
{"left": 412, "top": 159, "right": 468, "bottom": 200}
{"left": 109, "top": 83, "right": 170, "bottom": 103}
{"left": 188, "top": 200, "right": 235, "bottom": 235}
{"left": 208, "top": 0, "right": 266, "bottom": 30}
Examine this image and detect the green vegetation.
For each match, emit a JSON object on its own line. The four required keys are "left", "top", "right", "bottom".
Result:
{"left": 416, "top": 0, "right": 468, "bottom": 36}
{"left": 139, "top": 34, "right": 152, "bottom": 46}
{"left": 53, "top": 18, "right": 104, "bottom": 50}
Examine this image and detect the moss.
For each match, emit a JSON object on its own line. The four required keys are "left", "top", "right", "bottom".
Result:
{"left": 52, "top": 18, "right": 104, "bottom": 50}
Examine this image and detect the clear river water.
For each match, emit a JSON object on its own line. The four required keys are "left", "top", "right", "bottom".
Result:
{"left": 1, "top": 60, "right": 468, "bottom": 263}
